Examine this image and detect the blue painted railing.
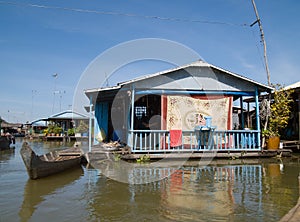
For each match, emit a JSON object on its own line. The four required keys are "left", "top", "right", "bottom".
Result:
{"left": 129, "top": 129, "right": 261, "bottom": 153}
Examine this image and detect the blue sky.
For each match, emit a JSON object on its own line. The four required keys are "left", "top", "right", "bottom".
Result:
{"left": 0, "top": 0, "right": 299, "bottom": 123}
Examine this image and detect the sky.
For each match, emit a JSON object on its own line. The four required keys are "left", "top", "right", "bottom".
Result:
{"left": 0, "top": 0, "right": 299, "bottom": 123}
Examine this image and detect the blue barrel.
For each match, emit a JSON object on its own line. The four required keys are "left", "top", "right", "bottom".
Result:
{"left": 205, "top": 116, "right": 212, "bottom": 127}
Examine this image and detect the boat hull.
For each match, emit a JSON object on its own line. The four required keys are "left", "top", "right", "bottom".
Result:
{"left": 20, "top": 142, "right": 82, "bottom": 179}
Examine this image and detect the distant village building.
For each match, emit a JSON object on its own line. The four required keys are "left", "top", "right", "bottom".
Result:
{"left": 282, "top": 81, "right": 300, "bottom": 141}
{"left": 29, "top": 119, "right": 48, "bottom": 135}
{"left": 26, "top": 110, "right": 89, "bottom": 141}
{"left": 242, "top": 81, "right": 300, "bottom": 150}
{"left": 46, "top": 110, "right": 89, "bottom": 133}
{"left": 85, "top": 60, "right": 272, "bottom": 152}
{"left": 0, "top": 117, "right": 23, "bottom": 136}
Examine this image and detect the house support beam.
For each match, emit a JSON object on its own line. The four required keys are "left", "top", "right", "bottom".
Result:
{"left": 88, "top": 95, "right": 93, "bottom": 152}
{"left": 247, "top": 101, "right": 250, "bottom": 128}
{"left": 240, "top": 96, "right": 245, "bottom": 129}
{"left": 128, "top": 86, "right": 135, "bottom": 147}
{"left": 298, "top": 93, "right": 300, "bottom": 140}
{"left": 255, "top": 87, "right": 261, "bottom": 148}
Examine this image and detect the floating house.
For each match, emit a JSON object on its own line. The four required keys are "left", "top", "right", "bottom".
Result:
{"left": 85, "top": 60, "right": 272, "bottom": 153}
{"left": 47, "top": 110, "right": 89, "bottom": 133}
{"left": 29, "top": 119, "right": 48, "bottom": 135}
{"left": 27, "top": 110, "right": 89, "bottom": 141}
{"left": 0, "top": 118, "right": 23, "bottom": 135}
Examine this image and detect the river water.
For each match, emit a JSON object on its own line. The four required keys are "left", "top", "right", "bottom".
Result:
{"left": 0, "top": 138, "right": 299, "bottom": 222}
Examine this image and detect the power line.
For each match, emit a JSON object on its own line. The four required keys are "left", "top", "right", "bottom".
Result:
{"left": 250, "top": 29, "right": 265, "bottom": 73}
{"left": 0, "top": 1, "right": 249, "bottom": 27}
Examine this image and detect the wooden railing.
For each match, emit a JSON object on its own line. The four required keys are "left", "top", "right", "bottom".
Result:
{"left": 128, "top": 129, "right": 261, "bottom": 153}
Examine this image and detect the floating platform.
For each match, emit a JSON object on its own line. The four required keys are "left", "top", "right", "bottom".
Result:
{"left": 84, "top": 143, "right": 292, "bottom": 163}
{"left": 84, "top": 142, "right": 127, "bottom": 163}
{"left": 121, "top": 149, "right": 292, "bottom": 160}
{"left": 283, "top": 140, "right": 300, "bottom": 153}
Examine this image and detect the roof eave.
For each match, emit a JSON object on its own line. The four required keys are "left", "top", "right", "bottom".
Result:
{"left": 84, "top": 60, "right": 274, "bottom": 94}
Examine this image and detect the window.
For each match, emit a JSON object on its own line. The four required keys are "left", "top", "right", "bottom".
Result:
{"left": 135, "top": 106, "right": 147, "bottom": 119}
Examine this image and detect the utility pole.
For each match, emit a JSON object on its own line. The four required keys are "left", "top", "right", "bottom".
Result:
{"left": 31, "top": 90, "right": 37, "bottom": 120}
{"left": 59, "top": 90, "right": 66, "bottom": 112}
{"left": 52, "top": 73, "right": 58, "bottom": 113}
{"left": 250, "top": 0, "right": 271, "bottom": 86}
{"left": 250, "top": 0, "right": 271, "bottom": 148}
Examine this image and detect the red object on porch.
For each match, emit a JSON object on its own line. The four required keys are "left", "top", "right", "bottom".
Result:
{"left": 170, "top": 129, "right": 182, "bottom": 147}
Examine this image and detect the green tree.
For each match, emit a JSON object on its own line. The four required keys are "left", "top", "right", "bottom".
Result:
{"left": 267, "top": 84, "right": 294, "bottom": 137}
{"left": 76, "top": 120, "right": 88, "bottom": 133}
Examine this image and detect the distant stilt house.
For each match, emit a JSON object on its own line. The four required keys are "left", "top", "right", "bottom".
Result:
{"left": 85, "top": 60, "right": 272, "bottom": 153}
{"left": 25, "top": 110, "right": 89, "bottom": 141}
{"left": 30, "top": 119, "right": 48, "bottom": 135}
{"left": 243, "top": 81, "right": 300, "bottom": 150}
{"left": 41, "top": 110, "right": 89, "bottom": 141}
{"left": 47, "top": 110, "right": 89, "bottom": 133}
{"left": 0, "top": 118, "right": 23, "bottom": 135}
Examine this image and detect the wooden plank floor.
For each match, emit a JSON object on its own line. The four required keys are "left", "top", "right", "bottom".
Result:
{"left": 121, "top": 149, "right": 292, "bottom": 160}
{"left": 58, "top": 147, "right": 83, "bottom": 156}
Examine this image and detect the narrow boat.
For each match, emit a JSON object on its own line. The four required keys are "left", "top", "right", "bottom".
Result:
{"left": 20, "top": 142, "right": 82, "bottom": 180}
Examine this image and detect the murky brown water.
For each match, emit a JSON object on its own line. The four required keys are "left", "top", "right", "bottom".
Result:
{"left": 0, "top": 138, "right": 299, "bottom": 222}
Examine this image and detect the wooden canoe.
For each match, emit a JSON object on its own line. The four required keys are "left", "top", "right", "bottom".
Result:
{"left": 20, "top": 142, "right": 82, "bottom": 180}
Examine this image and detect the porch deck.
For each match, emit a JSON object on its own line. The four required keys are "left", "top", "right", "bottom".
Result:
{"left": 128, "top": 129, "right": 261, "bottom": 153}
{"left": 85, "top": 129, "right": 292, "bottom": 163}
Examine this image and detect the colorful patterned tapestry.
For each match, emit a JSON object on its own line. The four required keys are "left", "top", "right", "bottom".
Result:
{"left": 166, "top": 95, "right": 232, "bottom": 131}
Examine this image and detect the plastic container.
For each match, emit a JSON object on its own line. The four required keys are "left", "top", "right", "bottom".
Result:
{"left": 205, "top": 116, "right": 212, "bottom": 128}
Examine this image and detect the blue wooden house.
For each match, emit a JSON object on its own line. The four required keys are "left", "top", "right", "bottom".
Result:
{"left": 85, "top": 60, "right": 272, "bottom": 153}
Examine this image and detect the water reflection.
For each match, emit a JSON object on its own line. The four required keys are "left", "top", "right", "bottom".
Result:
{"left": 84, "top": 175, "right": 163, "bottom": 221}
{"left": 2, "top": 139, "right": 299, "bottom": 222}
{"left": 19, "top": 166, "right": 83, "bottom": 222}
{"left": 158, "top": 166, "right": 256, "bottom": 221}
{"left": 87, "top": 159, "right": 299, "bottom": 221}
{"left": 0, "top": 148, "right": 15, "bottom": 164}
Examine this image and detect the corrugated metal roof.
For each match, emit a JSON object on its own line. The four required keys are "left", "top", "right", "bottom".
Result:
{"left": 85, "top": 60, "right": 273, "bottom": 94}
{"left": 117, "top": 60, "right": 273, "bottom": 90}
{"left": 1, "top": 120, "right": 22, "bottom": 128}
{"left": 31, "top": 119, "right": 47, "bottom": 127}
{"left": 284, "top": 81, "right": 300, "bottom": 90}
{"left": 48, "top": 110, "right": 88, "bottom": 120}
{"left": 85, "top": 85, "right": 121, "bottom": 94}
